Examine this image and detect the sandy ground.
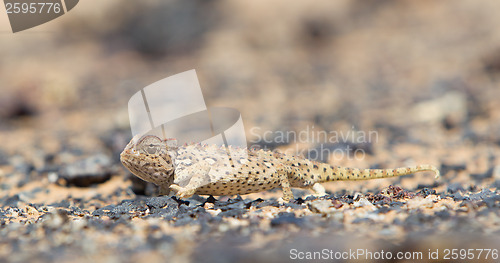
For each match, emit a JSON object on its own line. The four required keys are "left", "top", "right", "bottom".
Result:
{"left": 1, "top": 1, "right": 500, "bottom": 262}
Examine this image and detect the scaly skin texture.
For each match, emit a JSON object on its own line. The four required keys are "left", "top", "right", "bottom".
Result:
{"left": 120, "top": 135, "right": 440, "bottom": 202}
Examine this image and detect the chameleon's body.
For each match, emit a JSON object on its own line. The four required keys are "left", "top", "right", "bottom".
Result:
{"left": 120, "top": 135, "right": 440, "bottom": 202}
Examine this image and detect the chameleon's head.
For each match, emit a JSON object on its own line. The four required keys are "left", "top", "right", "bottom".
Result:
{"left": 120, "top": 134, "right": 177, "bottom": 186}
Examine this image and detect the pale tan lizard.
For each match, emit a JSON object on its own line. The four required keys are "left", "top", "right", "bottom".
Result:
{"left": 120, "top": 134, "right": 440, "bottom": 202}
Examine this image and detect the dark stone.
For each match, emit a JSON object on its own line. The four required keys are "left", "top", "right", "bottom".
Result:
{"left": 147, "top": 197, "right": 179, "bottom": 218}
{"left": 404, "top": 212, "right": 432, "bottom": 228}
{"left": 307, "top": 199, "right": 333, "bottom": 217}
{"left": 147, "top": 234, "right": 174, "bottom": 249}
{"left": 376, "top": 206, "right": 391, "bottom": 214}
{"left": 184, "top": 196, "right": 204, "bottom": 208}
{"left": 172, "top": 196, "right": 190, "bottom": 206}
{"left": 91, "top": 209, "right": 105, "bottom": 217}
{"left": 480, "top": 195, "right": 500, "bottom": 208}
{"left": 452, "top": 192, "right": 466, "bottom": 201}
{"left": 386, "top": 185, "right": 414, "bottom": 199}
{"left": 70, "top": 206, "right": 85, "bottom": 217}
{"left": 174, "top": 216, "right": 194, "bottom": 227}
{"left": 218, "top": 208, "right": 246, "bottom": 218}
{"left": 192, "top": 207, "right": 210, "bottom": 217}
{"left": 109, "top": 213, "right": 132, "bottom": 220}
{"left": 477, "top": 209, "right": 491, "bottom": 217}
{"left": 447, "top": 183, "right": 465, "bottom": 194}
{"left": 3, "top": 195, "right": 21, "bottom": 207}
{"left": 27, "top": 203, "right": 42, "bottom": 210}
{"left": 50, "top": 200, "right": 71, "bottom": 208}
{"left": 253, "top": 199, "right": 280, "bottom": 209}
{"left": 244, "top": 198, "right": 264, "bottom": 209}
{"left": 469, "top": 189, "right": 495, "bottom": 201}
{"left": 58, "top": 154, "right": 113, "bottom": 187}
{"left": 146, "top": 196, "right": 173, "bottom": 209}
{"left": 177, "top": 204, "right": 192, "bottom": 215}
{"left": 91, "top": 205, "right": 116, "bottom": 217}
{"left": 214, "top": 197, "right": 246, "bottom": 211}
{"left": 340, "top": 195, "right": 355, "bottom": 205}
{"left": 416, "top": 182, "right": 440, "bottom": 189}
{"left": 270, "top": 212, "right": 304, "bottom": 227}
{"left": 389, "top": 201, "right": 405, "bottom": 207}
{"left": 101, "top": 204, "right": 117, "bottom": 210}
{"left": 37, "top": 165, "right": 60, "bottom": 174}
{"left": 303, "top": 195, "right": 317, "bottom": 202}
{"left": 113, "top": 215, "right": 132, "bottom": 224}
{"left": 175, "top": 205, "right": 210, "bottom": 223}
{"left": 148, "top": 208, "right": 177, "bottom": 220}
{"left": 205, "top": 195, "right": 217, "bottom": 204}
{"left": 417, "top": 188, "right": 436, "bottom": 198}
{"left": 208, "top": 216, "right": 223, "bottom": 224}
{"left": 111, "top": 204, "right": 132, "bottom": 215}
{"left": 352, "top": 218, "right": 374, "bottom": 224}
{"left": 435, "top": 210, "right": 451, "bottom": 220}
{"left": 284, "top": 202, "right": 304, "bottom": 210}
{"left": 366, "top": 193, "right": 391, "bottom": 204}
{"left": 85, "top": 217, "right": 110, "bottom": 230}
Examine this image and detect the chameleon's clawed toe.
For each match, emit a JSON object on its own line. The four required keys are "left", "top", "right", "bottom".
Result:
{"left": 170, "top": 184, "right": 196, "bottom": 199}
{"left": 169, "top": 184, "right": 182, "bottom": 192}
{"left": 311, "top": 183, "right": 326, "bottom": 196}
{"left": 278, "top": 195, "right": 293, "bottom": 204}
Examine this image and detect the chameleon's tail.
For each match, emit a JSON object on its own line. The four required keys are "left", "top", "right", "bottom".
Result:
{"left": 317, "top": 164, "right": 440, "bottom": 182}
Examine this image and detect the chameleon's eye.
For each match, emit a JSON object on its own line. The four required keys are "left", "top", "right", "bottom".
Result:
{"left": 136, "top": 135, "right": 165, "bottom": 155}
{"left": 145, "top": 145, "right": 159, "bottom": 154}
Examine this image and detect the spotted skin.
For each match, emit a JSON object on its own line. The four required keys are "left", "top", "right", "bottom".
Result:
{"left": 120, "top": 135, "right": 440, "bottom": 202}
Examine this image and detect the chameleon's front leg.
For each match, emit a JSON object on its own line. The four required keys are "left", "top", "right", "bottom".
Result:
{"left": 277, "top": 166, "right": 294, "bottom": 202}
{"left": 170, "top": 167, "right": 211, "bottom": 199}
{"left": 158, "top": 175, "right": 174, "bottom": 195}
{"left": 169, "top": 184, "right": 197, "bottom": 199}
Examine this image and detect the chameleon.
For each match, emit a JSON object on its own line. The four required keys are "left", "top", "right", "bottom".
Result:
{"left": 120, "top": 134, "right": 440, "bottom": 202}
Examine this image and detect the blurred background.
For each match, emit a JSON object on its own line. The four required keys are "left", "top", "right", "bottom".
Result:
{"left": 1, "top": 0, "right": 500, "bottom": 261}
{"left": 2, "top": 0, "right": 500, "bottom": 187}
{"left": 1, "top": 0, "right": 500, "bottom": 150}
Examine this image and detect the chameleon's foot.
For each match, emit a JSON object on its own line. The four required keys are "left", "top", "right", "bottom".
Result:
{"left": 169, "top": 184, "right": 196, "bottom": 199}
{"left": 433, "top": 167, "right": 441, "bottom": 179}
{"left": 277, "top": 196, "right": 294, "bottom": 205}
{"left": 280, "top": 191, "right": 293, "bottom": 203}
{"left": 301, "top": 183, "right": 328, "bottom": 200}
{"left": 311, "top": 183, "right": 326, "bottom": 196}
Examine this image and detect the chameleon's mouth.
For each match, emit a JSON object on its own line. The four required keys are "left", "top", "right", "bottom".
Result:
{"left": 119, "top": 150, "right": 129, "bottom": 165}
{"left": 120, "top": 148, "right": 140, "bottom": 162}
